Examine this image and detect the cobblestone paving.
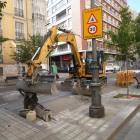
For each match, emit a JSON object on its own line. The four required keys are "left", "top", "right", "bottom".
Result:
{"left": 0, "top": 85, "right": 140, "bottom": 140}
{"left": 25, "top": 96, "right": 138, "bottom": 140}
{"left": 113, "top": 109, "right": 140, "bottom": 140}
{"left": 0, "top": 109, "right": 41, "bottom": 140}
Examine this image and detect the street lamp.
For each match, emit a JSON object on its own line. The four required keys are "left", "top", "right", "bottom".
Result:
{"left": 89, "top": 0, "right": 105, "bottom": 118}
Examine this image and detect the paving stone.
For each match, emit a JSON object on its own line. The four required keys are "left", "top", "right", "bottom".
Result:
{"left": 17, "top": 132, "right": 28, "bottom": 139}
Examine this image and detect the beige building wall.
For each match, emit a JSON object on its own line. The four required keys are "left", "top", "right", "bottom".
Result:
{"left": 1, "top": 0, "right": 32, "bottom": 64}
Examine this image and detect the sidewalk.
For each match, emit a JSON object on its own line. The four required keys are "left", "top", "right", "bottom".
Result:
{"left": 0, "top": 85, "right": 140, "bottom": 140}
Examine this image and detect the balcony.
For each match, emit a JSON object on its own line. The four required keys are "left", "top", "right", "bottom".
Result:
{"left": 32, "top": 13, "right": 45, "bottom": 21}
{"left": 0, "top": 29, "right": 2, "bottom": 37}
{"left": 95, "top": 0, "right": 121, "bottom": 22}
{"left": 103, "top": 16, "right": 118, "bottom": 28}
{"left": 14, "top": 8, "right": 24, "bottom": 17}
{"left": 15, "top": 32, "right": 24, "bottom": 40}
{"left": 56, "top": 9, "right": 67, "bottom": 22}
{"left": 103, "top": 27, "right": 108, "bottom": 31}
{"left": 116, "top": 0, "right": 124, "bottom": 7}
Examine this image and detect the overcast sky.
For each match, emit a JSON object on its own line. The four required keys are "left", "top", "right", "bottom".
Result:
{"left": 127, "top": 0, "right": 140, "bottom": 13}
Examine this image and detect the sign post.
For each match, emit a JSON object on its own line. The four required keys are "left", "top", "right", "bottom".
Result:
{"left": 83, "top": 1, "right": 105, "bottom": 118}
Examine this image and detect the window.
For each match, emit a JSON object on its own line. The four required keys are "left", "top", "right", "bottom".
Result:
{"left": 52, "top": 16, "right": 56, "bottom": 23}
{"left": 52, "top": 6, "right": 55, "bottom": 13}
{"left": 47, "top": 10, "right": 51, "bottom": 17}
{"left": 103, "top": 2, "right": 106, "bottom": 6}
{"left": 104, "top": 13, "right": 106, "bottom": 17}
{"left": 14, "top": 0, "right": 23, "bottom": 10}
{"left": 87, "top": 41, "right": 91, "bottom": 49}
{"left": 100, "top": 43, "right": 103, "bottom": 49}
{"left": 15, "top": 22, "right": 24, "bottom": 39}
{"left": 14, "top": 0, "right": 23, "bottom": 17}
{"left": 0, "top": 67, "right": 3, "bottom": 75}
{"left": 68, "top": 8, "right": 71, "bottom": 14}
{"left": 68, "top": 18, "right": 72, "bottom": 26}
{"left": 47, "top": 0, "right": 51, "bottom": 8}
{"left": 85, "top": 4, "right": 90, "bottom": 9}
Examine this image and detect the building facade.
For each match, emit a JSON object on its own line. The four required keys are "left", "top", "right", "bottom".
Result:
{"left": 47, "top": 0, "right": 127, "bottom": 70}
{"left": 32, "top": 0, "right": 47, "bottom": 36}
{"left": 0, "top": 0, "right": 48, "bottom": 79}
{"left": 129, "top": 8, "right": 138, "bottom": 20}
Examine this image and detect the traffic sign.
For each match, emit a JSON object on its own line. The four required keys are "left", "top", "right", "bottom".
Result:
{"left": 83, "top": 7, "right": 103, "bottom": 39}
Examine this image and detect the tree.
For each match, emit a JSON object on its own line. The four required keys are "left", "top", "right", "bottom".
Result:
{"left": 9, "top": 34, "right": 44, "bottom": 63}
{"left": 104, "top": 7, "right": 135, "bottom": 97}
{"left": 104, "top": 54, "right": 109, "bottom": 62}
{"left": 0, "top": 1, "right": 8, "bottom": 53}
{"left": 0, "top": 1, "right": 7, "bottom": 20}
{"left": 133, "top": 13, "right": 140, "bottom": 58}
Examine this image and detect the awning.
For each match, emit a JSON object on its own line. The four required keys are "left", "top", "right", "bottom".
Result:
{"left": 61, "top": 55, "right": 71, "bottom": 61}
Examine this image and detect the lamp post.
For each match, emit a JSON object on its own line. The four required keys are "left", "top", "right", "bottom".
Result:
{"left": 89, "top": 0, "right": 105, "bottom": 118}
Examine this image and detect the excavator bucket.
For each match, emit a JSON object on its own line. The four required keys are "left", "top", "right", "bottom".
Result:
{"left": 61, "top": 78, "right": 82, "bottom": 94}
{"left": 61, "top": 78, "right": 73, "bottom": 92}
{"left": 80, "top": 79, "right": 92, "bottom": 96}
{"left": 16, "top": 75, "right": 58, "bottom": 95}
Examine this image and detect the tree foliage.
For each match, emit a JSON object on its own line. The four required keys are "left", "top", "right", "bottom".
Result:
{"left": 103, "top": 6, "right": 135, "bottom": 96}
{"left": 0, "top": 1, "right": 7, "bottom": 20}
{"left": 9, "top": 34, "right": 44, "bottom": 63}
{"left": 104, "top": 7, "right": 135, "bottom": 60}
{"left": 0, "top": 1, "right": 8, "bottom": 54}
{"left": 104, "top": 54, "right": 109, "bottom": 62}
{"left": 133, "top": 13, "right": 140, "bottom": 58}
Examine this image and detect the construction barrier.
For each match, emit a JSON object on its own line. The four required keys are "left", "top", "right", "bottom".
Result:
{"left": 116, "top": 71, "right": 135, "bottom": 87}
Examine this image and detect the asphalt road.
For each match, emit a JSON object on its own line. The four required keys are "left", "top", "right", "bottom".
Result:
{"left": 0, "top": 72, "right": 118, "bottom": 115}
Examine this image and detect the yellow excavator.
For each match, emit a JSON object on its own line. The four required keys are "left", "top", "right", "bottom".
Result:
{"left": 16, "top": 26, "right": 107, "bottom": 110}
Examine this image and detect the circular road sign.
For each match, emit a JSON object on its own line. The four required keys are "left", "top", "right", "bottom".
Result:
{"left": 88, "top": 24, "right": 97, "bottom": 34}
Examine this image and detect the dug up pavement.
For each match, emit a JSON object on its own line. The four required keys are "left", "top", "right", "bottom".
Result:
{"left": 0, "top": 76, "right": 140, "bottom": 140}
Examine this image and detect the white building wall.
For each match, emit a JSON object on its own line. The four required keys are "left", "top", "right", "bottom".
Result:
{"left": 32, "top": 0, "right": 47, "bottom": 36}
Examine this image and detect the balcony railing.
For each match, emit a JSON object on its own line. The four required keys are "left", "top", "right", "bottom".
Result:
{"left": 0, "top": 29, "right": 2, "bottom": 37}
{"left": 56, "top": 14, "right": 67, "bottom": 22}
{"left": 15, "top": 32, "right": 24, "bottom": 40}
{"left": 32, "top": 13, "right": 45, "bottom": 21}
{"left": 14, "top": 8, "right": 24, "bottom": 17}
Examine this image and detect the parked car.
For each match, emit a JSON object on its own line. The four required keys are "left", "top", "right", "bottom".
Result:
{"left": 39, "top": 69, "right": 59, "bottom": 79}
{"left": 106, "top": 63, "right": 120, "bottom": 72}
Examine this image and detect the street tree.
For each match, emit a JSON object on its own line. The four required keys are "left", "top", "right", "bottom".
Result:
{"left": 133, "top": 13, "right": 140, "bottom": 58}
{"left": 9, "top": 34, "right": 44, "bottom": 63}
{"left": 104, "top": 6, "right": 135, "bottom": 96}
{"left": 0, "top": 1, "right": 9, "bottom": 54}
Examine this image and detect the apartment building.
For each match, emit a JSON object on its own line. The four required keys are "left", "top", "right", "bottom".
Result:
{"left": 0, "top": 0, "right": 47, "bottom": 78}
{"left": 47, "top": 0, "right": 127, "bottom": 70}
{"left": 129, "top": 8, "right": 138, "bottom": 20}
{"left": 86, "top": 0, "right": 127, "bottom": 63}
{"left": 32, "top": 0, "right": 47, "bottom": 36}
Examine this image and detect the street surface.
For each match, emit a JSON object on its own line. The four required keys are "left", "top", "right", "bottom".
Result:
{"left": 0, "top": 72, "right": 140, "bottom": 140}
{"left": 0, "top": 72, "right": 118, "bottom": 114}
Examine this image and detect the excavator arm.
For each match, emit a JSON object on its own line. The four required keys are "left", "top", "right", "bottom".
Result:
{"left": 26, "top": 26, "right": 83, "bottom": 84}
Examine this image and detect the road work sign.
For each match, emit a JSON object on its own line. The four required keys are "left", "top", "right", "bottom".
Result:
{"left": 83, "top": 7, "right": 103, "bottom": 39}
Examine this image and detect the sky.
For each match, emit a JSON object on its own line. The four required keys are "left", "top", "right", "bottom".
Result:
{"left": 127, "top": 0, "right": 140, "bottom": 13}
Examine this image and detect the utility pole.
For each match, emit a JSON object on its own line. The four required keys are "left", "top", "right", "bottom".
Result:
{"left": 89, "top": 0, "right": 105, "bottom": 118}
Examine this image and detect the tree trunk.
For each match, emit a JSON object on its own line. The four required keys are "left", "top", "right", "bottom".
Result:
{"left": 126, "top": 54, "right": 129, "bottom": 96}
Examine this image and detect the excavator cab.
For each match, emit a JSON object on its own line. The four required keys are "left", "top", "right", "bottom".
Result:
{"left": 85, "top": 51, "right": 104, "bottom": 75}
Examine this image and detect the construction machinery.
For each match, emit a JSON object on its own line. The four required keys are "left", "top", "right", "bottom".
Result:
{"left": 16, "top": 25, "right": 107, "bottom": 110}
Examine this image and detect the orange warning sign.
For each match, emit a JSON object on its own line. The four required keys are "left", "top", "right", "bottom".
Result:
{"left": 83, "top": 7, "right": 103, "bottom": 39}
